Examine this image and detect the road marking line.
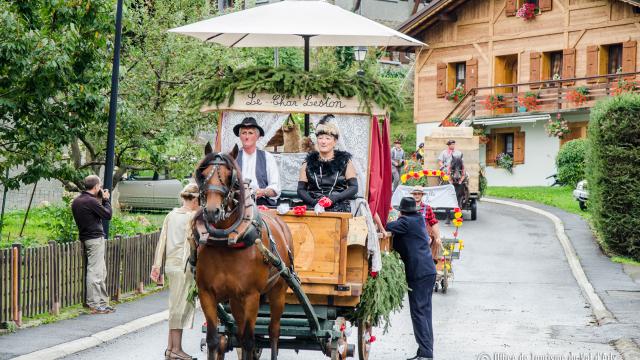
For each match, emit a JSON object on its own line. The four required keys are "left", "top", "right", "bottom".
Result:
{"left": 483, "top": 198, "right": 616, "bottom": 325}
{"left": 11, "top": 310, "right": 169, "bottom": 360}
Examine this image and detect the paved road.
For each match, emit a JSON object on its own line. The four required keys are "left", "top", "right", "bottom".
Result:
{"left": 64, "top": 202, "right": 620, "bottom": 360}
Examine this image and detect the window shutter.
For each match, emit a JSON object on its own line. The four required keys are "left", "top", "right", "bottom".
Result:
{"left": 506, "top": 0, "right": 517, "bottom": 16}
{"left": 437, "top": 62, "right": 447, "bottom": 98}
{"left": 562, "top": 48, "right": 576, "bottom": 86}
{"left": 586, "top": 45, "right": 599, "bottom": 84}
{"left": 539, "top": 0, "right": 552, "bottom": 12}
{"left": 466, "top": 58, "right": 478, "bottom": 91}
{"left": 530, "top": 52, "right": 541, "bottom": 89}
{"left": 486, "top": 133, "right": 498, "bottom": 165}
{"left": 514, "top": 131, "right": 525, "bottom": 165}
{"left": 622, "top": 40, "right": 637, "bottom": 80}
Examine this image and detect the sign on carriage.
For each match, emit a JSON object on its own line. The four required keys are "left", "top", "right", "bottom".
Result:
{"left": 201, "top": 91, "right": 385, "bottom": 115}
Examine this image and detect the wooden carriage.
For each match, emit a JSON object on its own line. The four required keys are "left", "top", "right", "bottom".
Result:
{"left": 204, "top": 91, "right": 391, "bottom": 359}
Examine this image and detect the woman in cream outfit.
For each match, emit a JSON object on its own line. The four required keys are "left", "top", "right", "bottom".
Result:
{"left": 151, "top": 183, "right": 199, "bottom": 360}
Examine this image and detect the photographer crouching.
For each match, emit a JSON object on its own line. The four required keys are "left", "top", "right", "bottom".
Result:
{"left": 71, "top": 175, "right": 114, "bottom": 314}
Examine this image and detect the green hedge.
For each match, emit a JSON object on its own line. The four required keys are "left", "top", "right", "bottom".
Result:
{"left": 587, "top": 93, "right": 640, "bottom": 261}
{"left": 556, "top": 138, "right": 588, "bottom": 187}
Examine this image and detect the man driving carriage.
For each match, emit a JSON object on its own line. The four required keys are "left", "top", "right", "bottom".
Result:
{"left": 437, "top": 139, "right": 462, "bottom": 174}
{"left": 233, "top": 117, "right": 281, "bottom": 206}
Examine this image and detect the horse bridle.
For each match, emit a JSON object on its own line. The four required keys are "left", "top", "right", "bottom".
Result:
{"left": 199, "top": 153, "right": 245, "bottom": 238}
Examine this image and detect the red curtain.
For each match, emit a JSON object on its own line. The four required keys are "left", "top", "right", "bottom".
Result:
{"left": 378, "top": 116, "right": 393, "bottom": 226}
{"left": 367, "top": 116, "right": 383, "bottom": 216}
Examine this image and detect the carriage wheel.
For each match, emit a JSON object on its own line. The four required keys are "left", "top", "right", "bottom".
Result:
{"left": 441, "top": 266, "right": 448, "bottom": 294}
{"left": 357, "top": 322, "right": 371, "bottom": 360}
{"left": 470, "top": 199, "right": 477, "bottom": 221}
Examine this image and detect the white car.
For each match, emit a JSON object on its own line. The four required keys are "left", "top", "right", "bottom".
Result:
{"left": 572, "top": 180, "right": 588, "bottom": 211}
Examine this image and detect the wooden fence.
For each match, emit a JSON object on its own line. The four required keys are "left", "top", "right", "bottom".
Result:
{"left": 0, "top": 232, "right": 160, "bottom": 325}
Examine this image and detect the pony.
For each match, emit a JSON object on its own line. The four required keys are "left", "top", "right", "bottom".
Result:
{"left": 449, "top": 154, "right": 469, "bottom": 209}
{"left": 189, "top": 144, "right": 294, "bottom": 360}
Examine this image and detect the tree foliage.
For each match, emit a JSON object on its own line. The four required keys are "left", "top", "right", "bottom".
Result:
{"left": 0, "top": 0, "right": 113, "bottom": 189}
{"left": 586, "top": 93, "right": 640, "bottom": 261}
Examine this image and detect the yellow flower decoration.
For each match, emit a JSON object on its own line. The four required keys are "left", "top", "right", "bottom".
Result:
{"left": 452, "top": 219, "right": 462, "bottom": 227}
{"left": 442, "top": 175, "right": 450, "bottom": 181}
{"left": 445, "top": 263, "right": 451, "bottom": 271}
{"left": 458, "top": 239, "right": 464, "bottom": 250}
{"left": 443, "top": 250, "right": 450, "bottom": 256}
{"left": 454, "top": 211, "right": 462, "bottom": 219}
{"left": 408, "top": 171, "right": 415, "bottom": 176}
{"left": 401, "top": 174, "right": 408, "bottom": 183}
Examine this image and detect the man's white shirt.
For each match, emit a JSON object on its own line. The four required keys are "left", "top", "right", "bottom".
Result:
{"left": 239, "top": 149, "right": 281, "bottom": 201}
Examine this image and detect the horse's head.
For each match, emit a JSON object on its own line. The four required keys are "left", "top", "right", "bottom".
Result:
{"left": 450, "top": 155, "right": 465, "bottom": 181}
{"left": 195, "top": 144, "right": 243, "bottom": 225}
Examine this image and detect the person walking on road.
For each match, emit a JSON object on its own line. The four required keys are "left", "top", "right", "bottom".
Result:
{"left": 151, "top": 184, "right": 199, "bottom": 360}
{"left": 391, "top": 140, "right": 405, "bottom": 189}
{"left": 71, "top": 175, "right": 114, "bottom": 314}
{"left": 386, "top": 197, "right": 437, "bottom": 360}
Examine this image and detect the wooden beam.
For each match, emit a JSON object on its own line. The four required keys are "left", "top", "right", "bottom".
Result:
{"left": 554, "top": 0, "right": 566, "bottom": 13}
{"left": 571, "top": 29, "right": 587, "bottom": 49}
{"left": 492, "top": 2, "right": 506, "bottom": 25}
{"left": 635, "top": 22, "right": 640, "bottom": 32}
{"left": 472, "top": 43, "right": 489, "bottom": 63}
{"left": 417, "top": 48, "right": 434, "bottom": 73}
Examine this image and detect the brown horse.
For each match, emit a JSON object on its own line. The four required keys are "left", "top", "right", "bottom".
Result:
{"left": 190, "top": 145, "right": 294, "bottom": 360}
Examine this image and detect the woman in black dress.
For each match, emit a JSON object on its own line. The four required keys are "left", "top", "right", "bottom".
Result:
{"left": 297, "top": 115, "right": 358, "bottom": 213}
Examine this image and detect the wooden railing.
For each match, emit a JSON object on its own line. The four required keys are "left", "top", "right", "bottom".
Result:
{"left": 0, "top": 232, "right": 161, "bottom": 325}
{"left": 441, "top": 71, "right": 640, "bottom": 126}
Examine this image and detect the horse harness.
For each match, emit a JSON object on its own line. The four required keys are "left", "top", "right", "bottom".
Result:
{"left": 192, "top": 152, "right": 295, "bottom": 290}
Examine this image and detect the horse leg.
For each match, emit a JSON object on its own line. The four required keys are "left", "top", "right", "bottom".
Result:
{"left": 200, "top": 290, "right": 225, "bottom": 360}
{"left": 230, "top": 294, "right": 260, "bottom": 360}
{"left": 267, "top": 284, "right": 286, "bottom": 360}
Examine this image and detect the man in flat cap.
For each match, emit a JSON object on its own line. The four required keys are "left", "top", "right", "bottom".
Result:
{"left": 437, "top": 139, "right": 462, "bottom": 174}
{"left": 233, "top": 117, "right": 280, "bottom": 206}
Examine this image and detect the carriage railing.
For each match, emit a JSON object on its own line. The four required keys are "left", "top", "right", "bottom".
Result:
{"left": 441, "top": 71, "right": 640, "bottom": 125}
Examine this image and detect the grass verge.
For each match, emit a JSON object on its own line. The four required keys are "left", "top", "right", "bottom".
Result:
{"left": 485, "top": 186, "right": 589, "bottom": 219}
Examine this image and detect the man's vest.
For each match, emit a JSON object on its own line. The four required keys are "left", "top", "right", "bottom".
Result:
{"left": 236, "top": 149, "right": 275, "bottom": 205}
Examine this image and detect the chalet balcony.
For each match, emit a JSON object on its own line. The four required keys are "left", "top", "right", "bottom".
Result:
{"left": 442, "top": 72, "right": 640, "bottom": 126}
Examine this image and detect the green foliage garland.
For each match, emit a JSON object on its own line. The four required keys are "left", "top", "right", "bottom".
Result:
{"left": 352, "top": 252, "right": 408, "bottom": 333}
{"left": 586, "top": 93, "right": 640, "bottom": 261}
{"left": 195, "top": 65, "right": 403, "bottom": 114}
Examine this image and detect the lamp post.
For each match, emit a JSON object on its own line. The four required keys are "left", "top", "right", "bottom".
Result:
{"left": 103, "top": 0, "right": 124, "bottom": 239}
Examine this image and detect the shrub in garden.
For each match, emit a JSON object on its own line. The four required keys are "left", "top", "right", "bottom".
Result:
{"left": 586, "top": 93, "right": 640, "bottom": 261}
{"left": 556, "top": 138, "right": 588, "bottom": 187}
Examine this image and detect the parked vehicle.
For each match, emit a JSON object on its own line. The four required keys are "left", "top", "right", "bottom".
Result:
{"left": 117, "top": 170, "right": 185, "bottom": 210}
{"left": 572, "top": 180, "right": 588, "bottom": 211}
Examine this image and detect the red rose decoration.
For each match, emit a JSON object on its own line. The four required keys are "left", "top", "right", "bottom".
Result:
{"left": 370, "top": 271, "right": 378, "bottom": 278}
{"left": 454, "top": 207, "right": 461, "bottom": 213}
{"left": 293, "top": 206, "right": 307, "bottom": 216}
{"left": 318, "top": 197, "right": 333, "bottom": 208}
{"left": 421, "top": 170, "right": 428, "bottom": 176}
{"left": 413, "top": 173, "right": 420, "bottom": 179}
{"left": 369, "top": 335, "right": 376, "bottom": 343}
{"left": 340, "top": 324, "right": 346, "bottom": 332}
{"left": 257, "top": 205, "right": 269, "bottom": 211}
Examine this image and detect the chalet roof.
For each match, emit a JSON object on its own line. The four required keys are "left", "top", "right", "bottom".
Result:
{"left": 396, "top": 0, "right": 640, "bottom": 41}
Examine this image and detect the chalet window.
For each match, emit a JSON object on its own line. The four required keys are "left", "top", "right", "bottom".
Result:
{"left": 455, "top": 63, "right": 466, "bottom": 88}
{"left": 549, "top": 52, "right": 563, "bottom": 80}
{"left": 509, "top": 0, "right": 551, "bottom": 16}
{"left": 438, "top": 58, "right": 478, "bottom": 98}
{"left": 486, "top": 128, "right": 525, "bottom": 166}
{"left": 607, "top": 44, "right": 623, "bottom": 74}
{"left": 503, "top": 133, "right": 514, "bottom": 156}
